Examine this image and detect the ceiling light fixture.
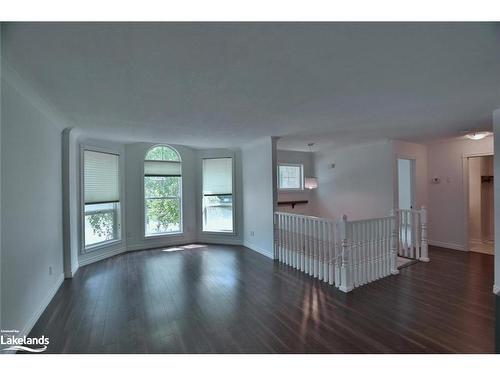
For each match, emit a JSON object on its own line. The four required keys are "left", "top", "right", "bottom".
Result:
{"left": 465, "top": 131, "right": 491, "bottom": 140}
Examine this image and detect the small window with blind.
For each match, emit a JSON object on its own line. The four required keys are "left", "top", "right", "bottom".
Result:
{"left": 144, "top": 145, "right": 182, "bottom": 236}
{"left": 202, "top": 157, "right": 234, "bottom": 233}
{"left": 83, "top": 149, "right": 121, "bottom": 249}
{"left": 278, "top": 163, "right": 303, "bottom": 190}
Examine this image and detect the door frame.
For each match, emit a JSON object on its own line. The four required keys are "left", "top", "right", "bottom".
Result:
{"left": 462, "top": 152, "right": 494, "bottom": 252}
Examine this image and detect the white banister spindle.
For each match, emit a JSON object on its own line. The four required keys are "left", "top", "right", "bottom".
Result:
{"left": 293, "top": 215, "right": 298, "bottom": 268}
{"left": 297, "top": 216, "right": 301, "bottom": 268}
{"left": 339, "top": 214, "right": 353, "bottom": 292}
{"left": 385, "top": 217, "right": 391, "bottom": 276}
{"left": 297, "top": 217, "right": 304, "bottom": 272}
{"left": 361, "top": 221, "right": 366, "bottom": 285}
{"left": 419, "top": 206, "right": 429, "bottom": 262}
{"left": 390, "top": 214, "right": 399, "bottom": 275}
{"left": 334, "top": 222, "right": 341, "bottom": 287}
{"left": 318, "top": 220, "right": 323, "bottom": 280}
{"left": 328, "top": 222, "right": 334, "bottom": 285}
{"left": 323, "top": 221, "right": 329, "bottom": 283}
{"left": 373, "top": 219, "right": 378, "bottom": 281}
{"left": 319, "top": 221, "right": 324, "bottom": 281}
{"left": 289, "top": 215, "right": 292, "bottom": 265}
{"left": 306, "top": 219, "right": 313, "bottom": 275}
{"left": 313, "top": 220, "right": 318, "bottom": 277}
{"left": 412, "top": 210, "right": 417, "bottom": 259}
{"left": 288, "top": 215, "right": 293, "bottom": 267}
{"left": 276, "top": 215, "right": 280, "bottom": 261}
{"left": 377, "top": 219, "right": 385, "bottom": 279}
{"left": 367, "top": 220, "right": 373, "bottom": 283}
{"left": 304, "top": 218, "right": 309, "bottom": 274}
{"left": 351, "top": 221, "right": 358, "bottom": 287}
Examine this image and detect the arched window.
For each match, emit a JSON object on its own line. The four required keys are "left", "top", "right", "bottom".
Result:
{"left": 144, "top": 145, "right": 182, "bottom": 236}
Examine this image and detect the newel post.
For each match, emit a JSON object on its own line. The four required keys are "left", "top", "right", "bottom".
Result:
{"left": 389, "top": 209, "right": 399, "bottom": 275}
{"left": 419, "top": 206, "right": 430, "bottom": 262}
{"left": 339, "top": 214, "right": 353, "bottom": 293}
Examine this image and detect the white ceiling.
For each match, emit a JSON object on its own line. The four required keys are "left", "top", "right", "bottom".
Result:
{"left": 3, "top": 22, "right": 500, "bottom": 151}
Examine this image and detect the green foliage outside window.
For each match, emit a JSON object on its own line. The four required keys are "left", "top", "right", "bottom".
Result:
{"left": 87, "top": 211, "right": 115, "bottom": 239}
{"left": 145, "top": 176, "right": 181, "bottom": 233}
{"left": 145, "top": 145, "right": 180, "bottom": 161}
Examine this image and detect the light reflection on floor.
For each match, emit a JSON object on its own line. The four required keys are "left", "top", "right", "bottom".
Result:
{"left": 161, "top": 244, "right": 208, "bottom": 252}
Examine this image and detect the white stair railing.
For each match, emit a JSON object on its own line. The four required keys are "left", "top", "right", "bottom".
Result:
{"left": 393, "top": 206, "right": 429, "bottom": 262}
{"left": 274, "top": 212, "right": 340, "bottom": 286}
{"left": 274, "top": 212, "right": 399, "bottom": 293}
{"left": 339, "top": 214, "right": 398, "bottom": 292}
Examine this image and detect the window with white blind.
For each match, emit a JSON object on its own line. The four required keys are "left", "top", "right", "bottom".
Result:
{"left": 278, "top": 164, "right": 303, "bottom": 190}
{"left": 144, "top": 145, "right": 182, "bottom": 236}
{"left": 83, "top": 150, "right": 121, "bottom": 249}
{"left": 202, "top": 157, "right": 234, "bottom": 233}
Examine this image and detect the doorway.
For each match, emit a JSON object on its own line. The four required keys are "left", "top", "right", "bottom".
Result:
{"left": 397, "top": 158, "right": 415, "bottom": 210}
{"left": 396, "top": 158, "right": 418, "bottom": 267}
{"left": 467, "top": 155, "right": 494, "bottom": 255}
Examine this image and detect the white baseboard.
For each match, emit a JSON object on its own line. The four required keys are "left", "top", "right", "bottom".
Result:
{"left": 70, "top": 263, "right": 79, "bottom": 278}
{"left": 78, "top": 246, "right": 125, "bottom": 267}
{"left": 494, "top": 284, "right": 500, "bottom": 295}
{"left": 198, "top": 238, "right": 243, "bottom": 246}
{"left": 428, "top": 240, "right": 466, "bottom": 251}
{"left": 19, "top": 273, "right": 64, "bottom": 338}
{"left": 243, "top": 241, "right": 274, "bottom": 259}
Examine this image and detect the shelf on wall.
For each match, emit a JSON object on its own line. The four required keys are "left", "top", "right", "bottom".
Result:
{"left": 277, "top": 200, "right": 309, "bottom": 209}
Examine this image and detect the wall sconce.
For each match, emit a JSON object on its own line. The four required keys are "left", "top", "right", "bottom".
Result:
{"left": 305, "top": 177, "right": 318, "bottom": 190}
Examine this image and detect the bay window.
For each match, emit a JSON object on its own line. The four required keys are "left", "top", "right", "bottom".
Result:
{"left": 202, "top": 157, "right": 234, "bottom": 233}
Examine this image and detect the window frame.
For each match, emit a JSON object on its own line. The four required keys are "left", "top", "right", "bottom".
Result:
{"left": 201, "top": 156, "right": 236, "bottom": 235}
{"left": 80, "top": 145, "right": 123, "bottom": 253}
{"left": 277, "top": 163, "right": 304, "bottom": 191}
{"left": 142, "top": 144, "right": 184, "bottom": 239}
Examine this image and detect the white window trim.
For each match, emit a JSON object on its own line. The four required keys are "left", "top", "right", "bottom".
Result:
{"left": 80, "top": 144, "right": 123, "bottom": 254}
{"left": 142, "top": 144, "right": 184, "bottom": 240}
{"left": 201, "top": 154, "right": 237, "bottom": 236}
{"left": 278, "top": 163, "right": 304, "bottom": 191}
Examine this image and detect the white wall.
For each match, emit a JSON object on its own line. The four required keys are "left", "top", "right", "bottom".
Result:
{"left": 0, "top": 22, "right": 3, "bottom": 330}
{"left": 1, "top": 76, "right": 65, "bottom": 336}
{"left": 313, "top": 140, "right": 394, "bottom": 221}
{"left": 427, "top": 136, "right": 493, "bottom": 251}
{"left": 493, "top": 108, "right": 500, "bottom": 294}
{"left": 242, "top": 137, "right": 276, "bottom": 258}
{"left": 276, "top": 149, "right": 315, "bottom": 215}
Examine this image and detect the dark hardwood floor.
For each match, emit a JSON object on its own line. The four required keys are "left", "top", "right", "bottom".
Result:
{"left": 28, "top": 244, "right": 496, "bottom": 353}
